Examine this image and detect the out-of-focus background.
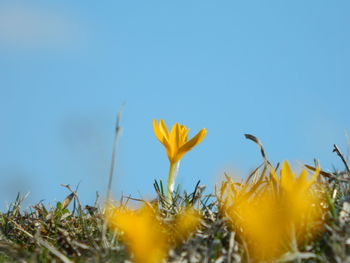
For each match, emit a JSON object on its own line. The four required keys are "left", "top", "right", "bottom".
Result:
{"left": 0, "top": 1, "right": 349, "bottom": 210}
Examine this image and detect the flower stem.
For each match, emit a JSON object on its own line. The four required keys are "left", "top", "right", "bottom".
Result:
{"left": 166, "top": 161, "right": 180, "bottom": 205}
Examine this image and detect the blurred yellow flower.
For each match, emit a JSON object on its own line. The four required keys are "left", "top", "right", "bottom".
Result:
{"left": 277, "top": 161, "right": 322, "bottom": 228}
{"left": 220, "top": 161, "right": 325, "bottom": 261}
{"left": 153, "top": 119, "right": 206, "bottom": 165}
{"left": 105, "top": 204, "right": 202, "bottom": 263}
{"left": 106, "top": 204, "right": 168, "bottom": 263}
{"left": 153, "top": 119, "right": 206, "bottom": 203}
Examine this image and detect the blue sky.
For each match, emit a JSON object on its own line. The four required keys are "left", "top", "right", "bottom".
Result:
{"left": 0, "top": 1, "right": 349, "bottom": 209}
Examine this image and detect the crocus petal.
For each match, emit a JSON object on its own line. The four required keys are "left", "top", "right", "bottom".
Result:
{"left": 181, "top": 125, "right": 189, "bottom": 142}
{"left": 153, "top": 120, "right": 164, "bottom": 143}
{"left": 175, "top": 123, "right": 182, "bottom": 150}
{"left": 168, "top": 123, "right": 177, "bottom": 152}
{"left": 295, "top": 169, "right": 308, "bottom": 191}
{"left": 175, "top": 128, "right": 207, "bottom": 162}
{"left": 162, "top": 137, "right": 174, "bottom": 162}
{"left": 159, "top": 119, "right": 169, "bottom": 139}
{"left": 280, "top": 161, "right": 294, "bottom": 190}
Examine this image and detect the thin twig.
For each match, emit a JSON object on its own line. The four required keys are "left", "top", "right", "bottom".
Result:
{"left": 102, "top": 107, "right": 124, "bottom": 248}
{"left": 106, "top": 108, "right": 124, "bottom": 203}
{"left": 304, "top": 164, "right": 349, "bottom": 182}
{"left": 333, "top": 144, "right": 350, "bottom": 174}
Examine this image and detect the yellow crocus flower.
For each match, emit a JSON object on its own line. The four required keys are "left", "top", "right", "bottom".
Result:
{"left": 153, "top": 119, "right": 206, "bottom": 204}
{"left": 221, "top": 161, "right": 325, "bottom": 262}
{"left": 105, "top": 204, "right": 202, "bottom": 263}
{"left": 106, "top": 204, "right": 168, "bottom": 263}
{"left": 153, "top": 120, "right": 206, "bottom": 164}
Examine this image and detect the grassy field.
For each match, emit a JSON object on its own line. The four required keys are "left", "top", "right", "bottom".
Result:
{"left": 1, "top": 133, "right": 350, "bottom": 262}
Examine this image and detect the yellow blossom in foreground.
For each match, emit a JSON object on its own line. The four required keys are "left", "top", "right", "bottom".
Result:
{"left": 273, "top": 161, "right": 322, "bottom": 229}
{"left": 105, "top": 204, "right": 202, "bottom": 263}
{"left": 106, "top": 205, "right": 168, "bottom": 263}
{"left": 153, "top": 119, "right": 206, "bottom": 164}
{"left": 220, "top": 161, "right": 325, "bottom": 261}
